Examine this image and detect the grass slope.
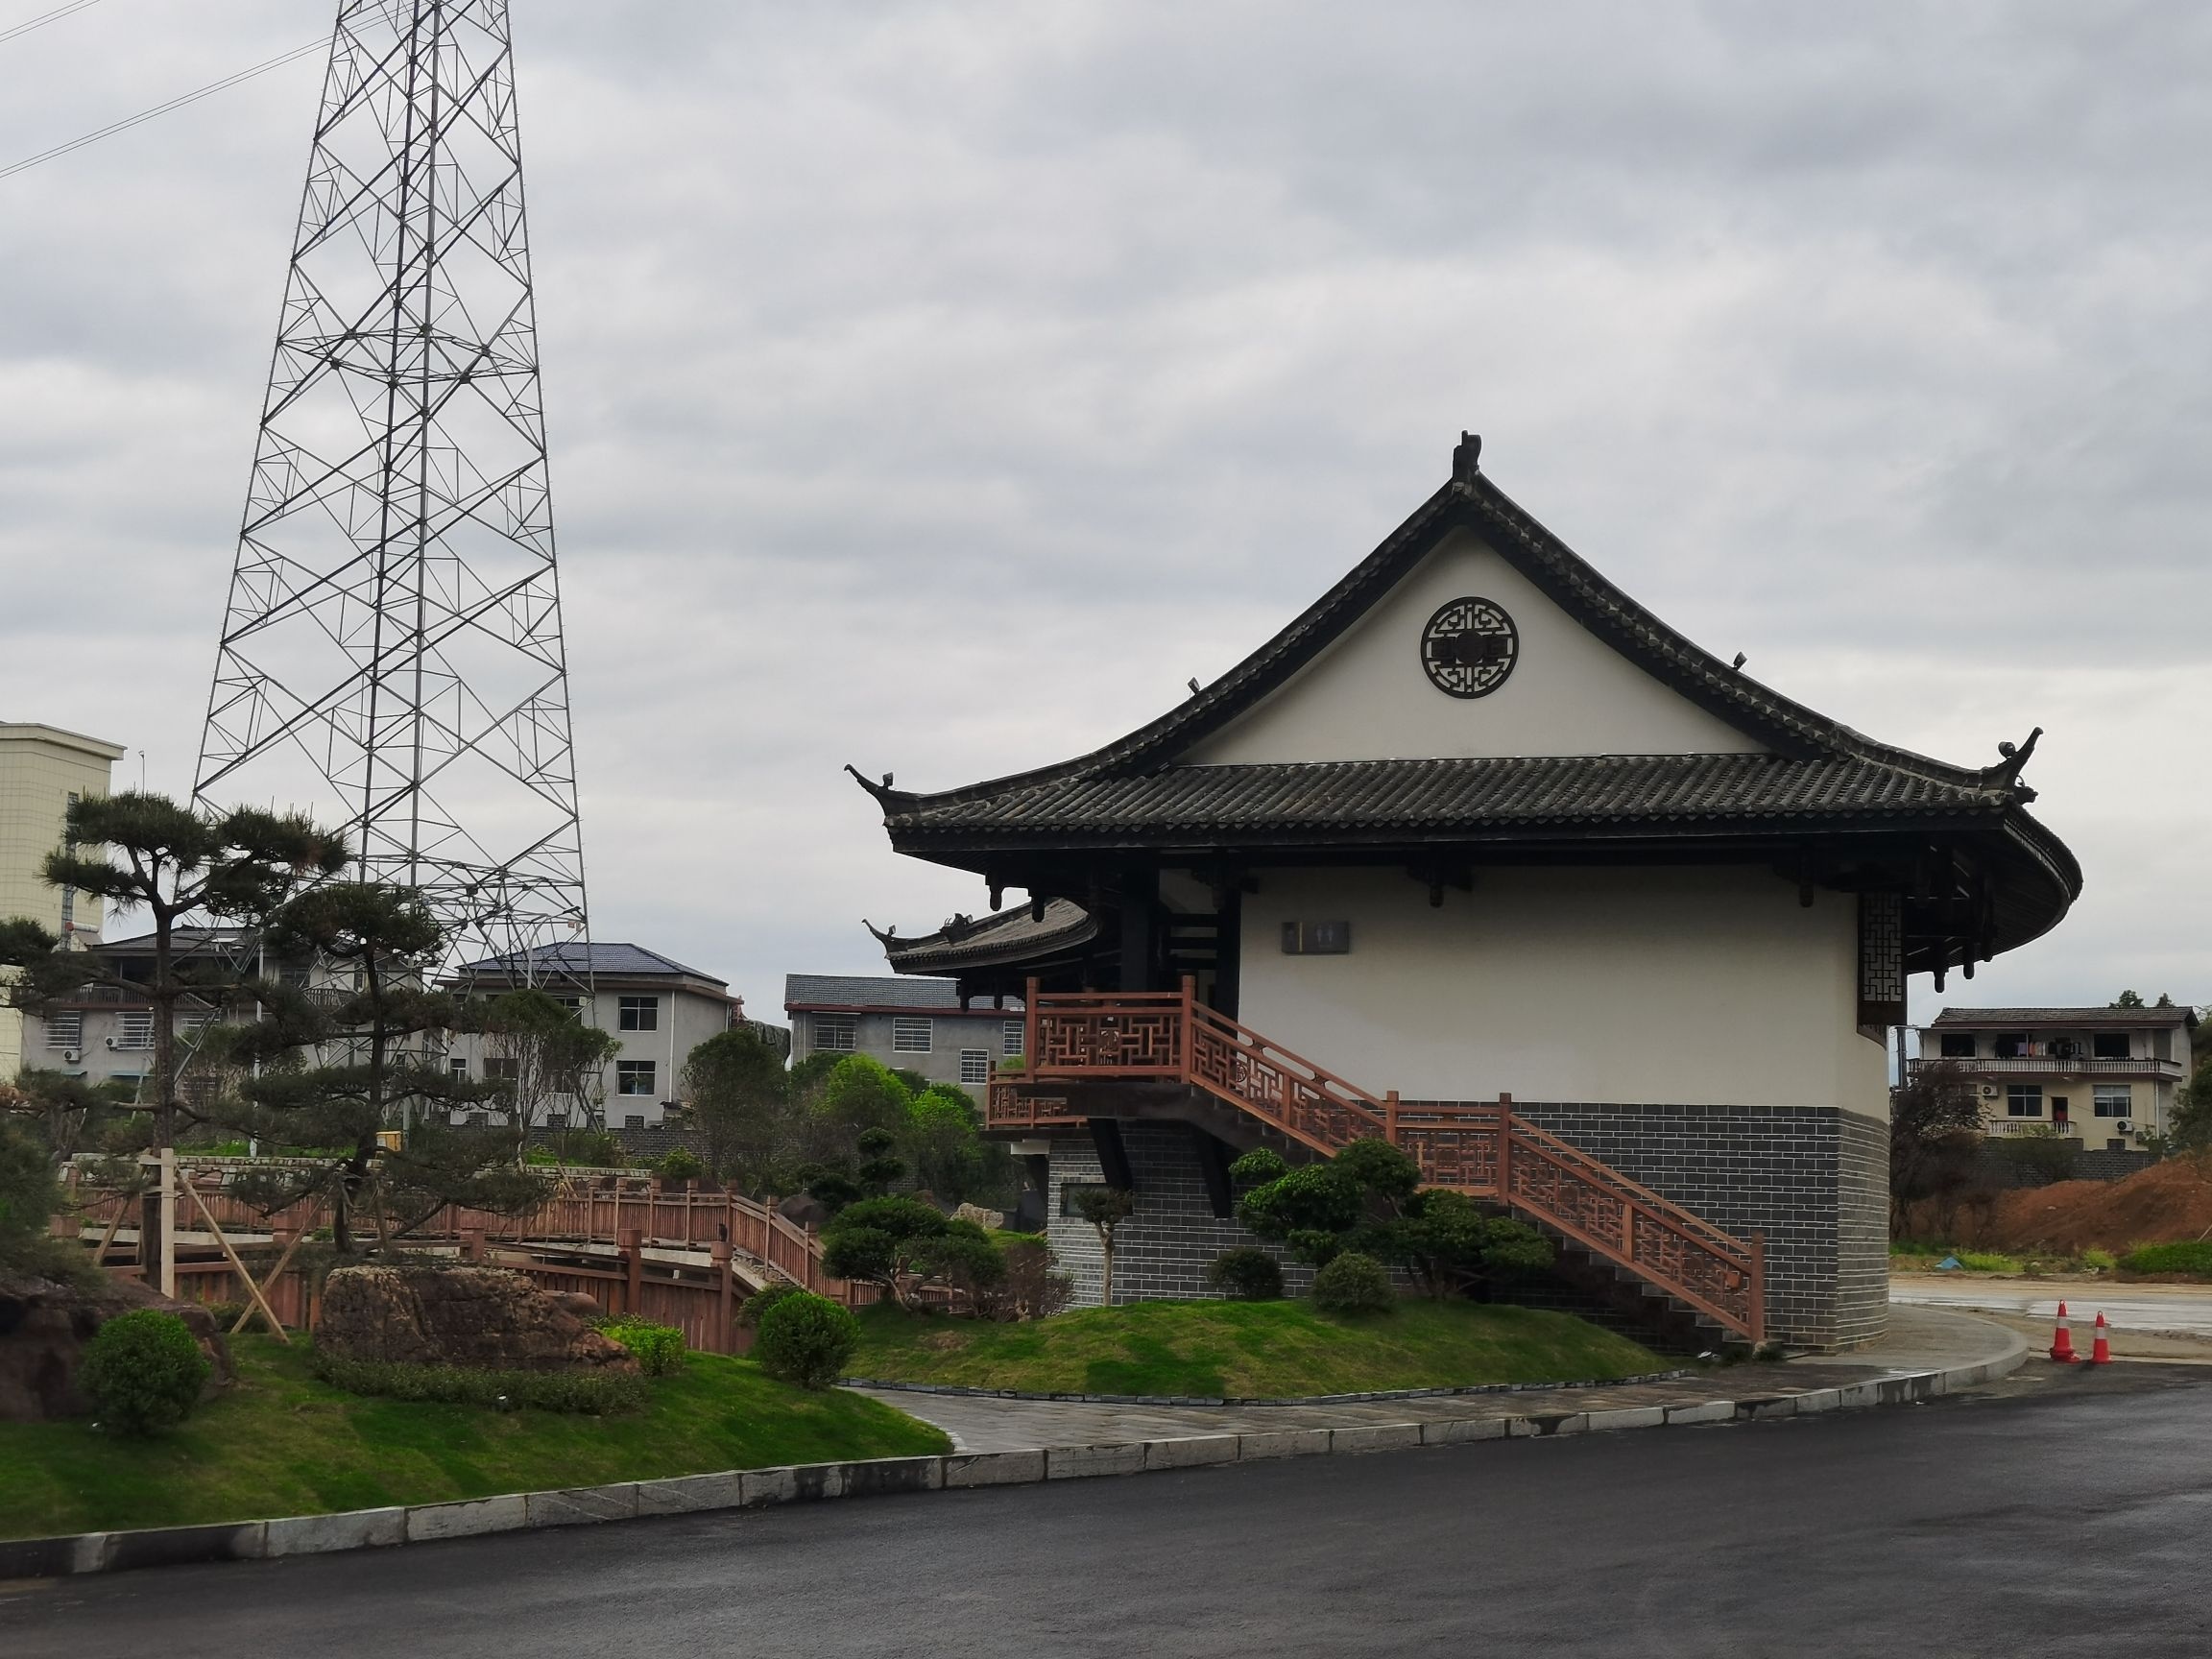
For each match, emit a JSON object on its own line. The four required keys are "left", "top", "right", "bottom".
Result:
{"left": 852, "top": 1299, "right": 1663, "bottom": 1398}
{"left": 0, "top": 1337, "right": 948, "bottom": 1543}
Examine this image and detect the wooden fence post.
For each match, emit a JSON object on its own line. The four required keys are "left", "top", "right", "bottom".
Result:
{"left": 620, "top": 1227, "right": 643, "bottom": 1317}
{"left": 463, "top": 1223, "right": 486, "bottom": 1263}
{"left": 711, "top": 1238, "right": 734, "bottom": 1354}
{"left": 1495, "top": 1094, "right": 1512, "bottom": 1197}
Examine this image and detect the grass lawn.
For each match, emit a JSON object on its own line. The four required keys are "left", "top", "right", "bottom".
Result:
{"left": 851, "top": 1298, "right": 1664, "bottom": 1398}
{"left": 0, "top": 1337, "right": 949, "bottom": 1543}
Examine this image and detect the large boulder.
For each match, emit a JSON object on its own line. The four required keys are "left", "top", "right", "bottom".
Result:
{"left": 0, "top": 1269, "right": 234, "bottom": 1423}
{"left": 315, "top": 1265, "right": 638, "bottom": 1373}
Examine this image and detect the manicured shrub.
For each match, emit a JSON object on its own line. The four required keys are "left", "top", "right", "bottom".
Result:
{"left": 998, "top": 1236, "right": 1073, "bottom": 1321}
{"left": 1207, "top": 1247, "right": 1285, "bottom": 1301}
{"left": 78, "top": 1310, "right": 211, "bottom": 1435}
{"left": 754, "top": 1291, "right": 859, "bottom": 1389}
{"left": 2121, "top": 1239, "right": 2212, "bottom": 1277}
{"left": 656, "top": 1146, "right": 707, "bottom": 1181}
{"left": 1311, "top": 1251, "right": 1394, "bottom": 1315}
{"left": 738, "top": 1281, "right": 805, "bottom": 1328}
{"left": 604, "top": 1318, "right": 686, "bottom": 1376}
{"left": 309, "top": 1351, "right": 648, "bottom": 1413}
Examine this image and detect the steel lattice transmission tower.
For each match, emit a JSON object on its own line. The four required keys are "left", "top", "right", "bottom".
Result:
{"left": 194, "top": 0, "right": 589, "bottom": 985}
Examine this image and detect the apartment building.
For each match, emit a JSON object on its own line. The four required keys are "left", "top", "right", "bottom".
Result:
{"left": 783, "top": 974, "right": 1022, "bottom": 1094}
{"left": 0, "top": 721, "right": 126, "bottom": 1078}
{"left": 1911, "top": 1005, "right": 2196, "bottom": 1150}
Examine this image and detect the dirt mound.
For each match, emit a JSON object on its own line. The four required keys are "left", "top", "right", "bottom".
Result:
{"left": 1966, "top": 1159, "right": 2212, "bottom": 1253}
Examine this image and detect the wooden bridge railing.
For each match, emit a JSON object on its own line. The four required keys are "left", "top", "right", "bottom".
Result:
{"left": 992, "top": 976, "right": 1765, "bottom": 1343}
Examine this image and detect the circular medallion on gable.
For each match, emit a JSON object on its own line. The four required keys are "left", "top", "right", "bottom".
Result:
{"left": 1419, "top": 597, "right": 1519, "bottom": 698}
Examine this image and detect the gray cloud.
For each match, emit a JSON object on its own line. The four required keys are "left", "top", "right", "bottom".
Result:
{"left": 2, "top": 0, "right": 2205, "bottom": 1022}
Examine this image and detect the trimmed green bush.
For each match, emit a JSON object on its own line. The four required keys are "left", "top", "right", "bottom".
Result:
{"left": 656, "top": 1146, "right": 707, "bottom": 1181}
{"left": 604, "top": 1318, "right": 686, "bottom": 1377}
{"left": 78, "top": 1310, "right": 212, "bottom": 1435}
{"left": 2080, "top": 1247, "right": 2118, "bottom": 1272}
{"left": 2121, "top": 1239, "right": 2212, "bottom": 1277}
{"left": 1207, "top": 1247, "right": 1285, "bottom": 1301}
{"left": 1311, "top": 1251, "right": 1394, "bottom": 1315}
{"left": 309, "top": 1350, "right": 648, "bottom": 1413}
{"left": 754, "top": 1292, "right": 859, "bottom": 1389}
{"left": 738, "top": 1281, "right": 806, "bottom": 1329}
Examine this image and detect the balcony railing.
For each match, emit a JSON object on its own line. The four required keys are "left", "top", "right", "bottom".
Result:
{"left": 1909, "top": 1056, "right": 2182, "bottom": 1082}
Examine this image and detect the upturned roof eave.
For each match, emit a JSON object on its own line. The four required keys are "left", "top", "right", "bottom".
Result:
{"left": 860, "top": 468, "right": 2012, "bottom": 820}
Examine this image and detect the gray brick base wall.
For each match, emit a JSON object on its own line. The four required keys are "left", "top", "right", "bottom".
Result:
{"left": 1042, "top": 1105, "right": 1887, "bottom": 1351}
{"left": 1515, "top": 1103, "right": 1889, "bottom": 1351}
{"left": 1046, "top": 1126, "right": 1312, "bottom": 1306}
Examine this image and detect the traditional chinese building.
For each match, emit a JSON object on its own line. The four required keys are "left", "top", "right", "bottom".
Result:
{"left": 854, "top": 435, "right": 2080, "bottom": 1349}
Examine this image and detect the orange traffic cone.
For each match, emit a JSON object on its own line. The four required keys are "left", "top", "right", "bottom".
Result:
{"left": 2088, "top": 1311, "right": 2112, "bottom": 1366}
{"left": 2049, "top": 1300, "right": 2080, "bottom": 1363}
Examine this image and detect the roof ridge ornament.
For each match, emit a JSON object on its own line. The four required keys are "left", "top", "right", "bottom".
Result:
{"left": 1452, "top": 430, "right": 1482, "bottom": 484}
{"left": 1980, "top": 727, "right": 2043, "bottom": 799}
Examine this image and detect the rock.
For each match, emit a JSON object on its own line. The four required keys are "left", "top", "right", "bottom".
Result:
{"left": 315, "top": 1265, "right": 638, "bottom": 1373}
{"left": 951, "top": 1203, "right": 1005, "bottom": 1231}
{"left": 0, "top": 1269, "right": 234, "bottom": 1423}
{"left": 778, "top": 1193, "right": 830, "bottom": 1231}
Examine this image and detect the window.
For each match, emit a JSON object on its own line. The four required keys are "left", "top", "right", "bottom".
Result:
{"left": 617, "top": 1060, "right": 657, "bottom": 1096}
{"left": 1003, "top": 1020, "right": 1023, "bottom": 1056}
{"left": 892, "top": 1016, "right": 933, "bottom": 1053}
{"left": 1060, "top": 1182, "right": 1111, "bottom": 1217}
{"left": 812, "top": 1014, "right": 856, "bottom": 1053}
{"left": 486, "top": 1057, "right": 519, "bottom": 1084}
{"left": 45, "top": 1012, "right": 83, "bottom": 1050}
{"left": 1994, "top": 1033, "right": 2030, "bottom": 1059}
{"left": 959, "top": 1049, "right": 990, "bottom": 1085}
{"left": 448, "top": 1057, "right": 469, "bottom": 1079}
{"left": 623, "top": 1114, "right": 645, "bottom": 1130}
{"left": 618, "top": 996, "right": 659, "bottom": 1032}
{"left": 2006, "top": 1084, "right": 2042, "bottom": 1118}
{"left": 2093, "top": 1032, "right": 2129, "bottom": 1060}
{"left": 553, "top": 996, "right": 584, "bottom": 1015}
{"left": 1938, "top": 1032, "right": 1977, "bottom": 1059}
{"left": 465, "top": 1112, "right": 490, "bottom": 1128}
{"left": 545, "top": 1111, "right": 570, "bottom": 1130}
{"left": 115, "top": 1012, "right": 153, "bottom": 1051}
{"left": 2094, "top": 1085, "right": 2132, "bottom": 1118}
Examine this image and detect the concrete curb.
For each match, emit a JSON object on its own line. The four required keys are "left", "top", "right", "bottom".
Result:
{"left": 0, "top": 1339, "right": 2026, "bottom": 1582}
{"left": 838, "top": 1366, "right": 1697, "bottom": 1407}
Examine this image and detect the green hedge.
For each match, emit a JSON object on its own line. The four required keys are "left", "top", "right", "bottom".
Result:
{"left": 80, "top": 1310, "right": 211, "bottom": 1436}
{"left": 2121, "top": 1240, "right": 2212, "bottom": 1277}
{"left": 603, "top": 1318, "right": 686, "bottom": 1377}
{"left": 310, "top": 1350, "right": 649, "bottom": 1414}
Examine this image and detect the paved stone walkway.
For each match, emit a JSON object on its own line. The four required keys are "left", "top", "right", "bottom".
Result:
{"left": 852, "top": 1305, "right": 2022, "bottom": 1453}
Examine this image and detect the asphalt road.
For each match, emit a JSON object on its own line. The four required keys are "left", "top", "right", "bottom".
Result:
{"left": 6, "top": 1370, "right": 2210, "bottom": 1659}
{"left": 1893, "top": 1275, "right": 2212, "bottom": 1337}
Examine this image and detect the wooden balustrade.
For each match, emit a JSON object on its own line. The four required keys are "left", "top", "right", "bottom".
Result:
{"left": 992, "top": 977, "right": 1765, "bottom": 1343}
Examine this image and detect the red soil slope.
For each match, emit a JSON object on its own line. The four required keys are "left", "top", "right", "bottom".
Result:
{"left": 1959, "top": 1159, "right": 2212, "bottom": 1253}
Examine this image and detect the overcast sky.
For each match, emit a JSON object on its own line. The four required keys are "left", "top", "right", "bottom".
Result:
{"left": 1, "top": 1, "right": 2205, "bottom": 1027}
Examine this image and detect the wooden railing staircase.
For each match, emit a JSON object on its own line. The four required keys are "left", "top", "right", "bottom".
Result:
{"left": 989, "top": 978, "right": 1765, "bottom": 1345}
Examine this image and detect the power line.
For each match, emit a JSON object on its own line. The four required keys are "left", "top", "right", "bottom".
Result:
{"left": 0, "top": 0, "right": 106, "bottom": 49}
{"left": 0, "top": 37, "right": 322, "bottom": 180}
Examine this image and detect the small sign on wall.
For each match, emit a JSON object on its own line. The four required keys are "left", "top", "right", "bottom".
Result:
{"left": 1280, "top": 920, "right": 1352, "bottom": 955}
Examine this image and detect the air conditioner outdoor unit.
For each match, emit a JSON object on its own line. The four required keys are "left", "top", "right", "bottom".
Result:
{"left": 103, "top": 1035, "right": 117, "bottom": 1050}
{"left": 60, "top": 1048, "right": 81, "bottom": 1064}
{"left": 2118, "top": 1120, "right": 2136, "bottom": 1134}
{"left": 1979, "top": 1084, "right": 2000, "bottom": 1099}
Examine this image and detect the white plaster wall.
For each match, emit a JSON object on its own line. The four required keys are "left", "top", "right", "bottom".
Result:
{"left": 1236, "top": 865, "right": 1887, "bottom": 1118}
{"left": 1188, "top": 529, "right": 1766, "bottom": 764}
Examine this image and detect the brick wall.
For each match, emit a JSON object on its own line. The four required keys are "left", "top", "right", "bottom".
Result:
{"left": 1515, "top": 1103, "right": 1888, "bottom": 1350}
{"left": 1045, "top": 1126, "right": 1312, "bottom": 1306}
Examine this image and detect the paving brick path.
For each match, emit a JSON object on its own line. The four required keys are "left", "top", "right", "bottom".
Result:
{"left": 854, "top": 1304, "right": 2021, "bottom": 1453}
